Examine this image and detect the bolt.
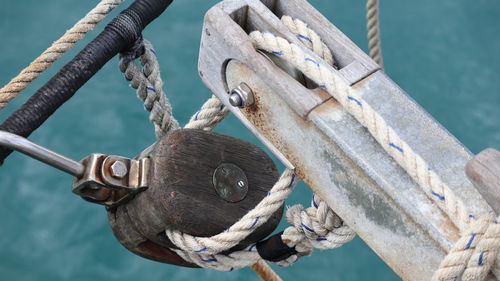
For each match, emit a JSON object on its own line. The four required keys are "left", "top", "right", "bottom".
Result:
{"left": 228, "top": 83, "right": 255, "bottom": 108}
{"left": 229, "top": 91, "right": 243, "bottom": 107}
{"left": 237, "top": 180, "right": 245, "bottom": 188}
{"left": 110, "top": 160, "right": 128, "bottom": 178}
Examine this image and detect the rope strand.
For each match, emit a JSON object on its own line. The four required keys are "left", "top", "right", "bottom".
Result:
{"left": 120, "top": 40, "right": 179, "bottom": 138}
{"left": 366, "top": 0, "right": 384, "bottom": 67}
{"left": 0, "top": 0, "right": 125, "bottom": 109}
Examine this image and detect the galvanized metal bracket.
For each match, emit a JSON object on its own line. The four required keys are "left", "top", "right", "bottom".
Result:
{"left": 198, "top": 0, "right": 495, "bottom": 280}
{"left": 199, "top": 0, "right": 380, "bottom": 168}
{"left": 72, "top": 154, "right": 150, "bottom": 208}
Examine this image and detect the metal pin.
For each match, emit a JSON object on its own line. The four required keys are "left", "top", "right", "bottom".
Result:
{"left": 0, "top": 131, "right": 84, "bottom": 177}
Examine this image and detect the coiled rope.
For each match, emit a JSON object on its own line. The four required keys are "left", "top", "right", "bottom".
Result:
{"left": 0, "top": 0, "right": 125, "bottom": 109}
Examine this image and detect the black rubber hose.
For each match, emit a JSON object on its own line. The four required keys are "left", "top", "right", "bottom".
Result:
{"left": 0, "top": 0, "right": 174, "bottom": 164}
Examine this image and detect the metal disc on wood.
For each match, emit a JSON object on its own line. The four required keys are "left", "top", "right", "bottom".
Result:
{"left": 213, "top": 163, "right": 249, "bottom": 203}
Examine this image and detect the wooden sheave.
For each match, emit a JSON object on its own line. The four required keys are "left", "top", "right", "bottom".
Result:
{"left": 107, "top": 129, "right": 283, "bottom": 267}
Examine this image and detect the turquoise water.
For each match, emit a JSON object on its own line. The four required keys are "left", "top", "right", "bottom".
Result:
{"left": 0, "top": 0, "right": 499, "bottom": 280}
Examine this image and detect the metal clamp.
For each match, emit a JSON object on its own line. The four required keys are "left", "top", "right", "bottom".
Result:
{"left": 72, "top": 154, "right": 150, "bottom": 208}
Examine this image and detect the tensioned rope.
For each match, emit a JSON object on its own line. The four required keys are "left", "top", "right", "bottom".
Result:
{"left": 119, "top": 40, "right": 179, "bottom": 138}
{"left": 0, "top": 0, "right": 125, "bottom": 109}
{"left": 366, "top": 0, "right": 383, "bottom": 67}
{"left": 250, "top": 28, "right": 471, "bottom": 231}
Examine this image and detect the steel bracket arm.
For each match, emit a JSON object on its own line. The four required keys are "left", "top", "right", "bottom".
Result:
{"left": 198, "top": 0, "right": 494, "bottom": 280}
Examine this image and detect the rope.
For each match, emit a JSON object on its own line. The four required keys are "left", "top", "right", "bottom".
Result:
{"left": 249, "top": 30, "right": 471, "bottom": 232}
{"left": 0, "top": 0, "right": 125, "bottom": 109}
{"left": 281, "top": 16, "right": 336, "bottom": 68}
{"left": 278, "top": 194, "right": 356, "bottom": 266}
{"left": 252, "top": 260, "right": 284, "bottom": 281}
{"left": 432, "top": 214, "right": 500, "bottom": 281}
{"left": 184, "top": 95, "right": 230, "bottom": 131}
{"left": 366, "top": 0, "right": 384, "bottom": 67}
{"left": 120, "top": 40, "right": 179, "bottom": 138}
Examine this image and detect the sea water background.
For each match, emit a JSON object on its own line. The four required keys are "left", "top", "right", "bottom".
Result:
{"left": 0, "top": 0, "right": 499, "bottom": 280}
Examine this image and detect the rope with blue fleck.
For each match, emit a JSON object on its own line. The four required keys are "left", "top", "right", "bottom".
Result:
{"left": 432, "top": 214, "right": 500, "bottom": 281}
{"left": 0, "top": 0, "right": 125, "bottom": 109}
{"left": 120, "top": 40, "right": 179, "bottom": 138}
{"left": 250, "top": 27, "right": 473, "bottom": 232}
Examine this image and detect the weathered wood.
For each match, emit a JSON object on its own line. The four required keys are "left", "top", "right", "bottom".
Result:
{"left": 107, "top": 129, "right": 282, "bottom": 266}
{"left": 466, "top": 148, "right": 500, "bottom": 214}
{"left": 108, "top": 210, "right": 197, "bottom": 267}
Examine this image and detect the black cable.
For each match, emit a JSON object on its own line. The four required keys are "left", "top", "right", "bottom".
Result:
{"left": 0, "top": 0, "right": 174, "bottom": 164}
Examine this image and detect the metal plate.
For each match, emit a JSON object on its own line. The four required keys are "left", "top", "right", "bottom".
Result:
{"left": 212, "top": 163, "right": 249, "bottom": 202}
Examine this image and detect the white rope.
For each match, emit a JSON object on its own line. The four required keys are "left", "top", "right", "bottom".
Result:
{"left": 281, "top": 16, "right": 336, "bottom": 68}
{"left": 120, "top": 40, "right": 179, "bottom": 138}
{"left": 166, "top": 169, "right": 297, "bottom": 256}
{"left": 278, "top": 194, "right": 356, "bottom": 266}
{"left": 366, "top": 0, "right": 384, "bottom": 67}
{"left": 0, "top": 0, "right": 125, "bottom": 109}
{"left": 184, "top": 95, "right": 229, "bottom": 131}
{"left": 248, "top": 30, "right": 470, "bottom": 233}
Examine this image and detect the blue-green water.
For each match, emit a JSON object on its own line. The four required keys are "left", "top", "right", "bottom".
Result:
{"left": 0, "top": 0, "right": 499, "bottom": 280}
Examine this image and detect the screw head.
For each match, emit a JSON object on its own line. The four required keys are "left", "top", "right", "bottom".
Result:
{"left": 110, "top": 161, "right": 128, "bottom": 178}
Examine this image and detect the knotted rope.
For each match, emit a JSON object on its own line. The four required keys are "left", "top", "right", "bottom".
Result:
{"left": 278, "top": 194, "right": 356, "bottom": 266}
{"left": 0, "top": 0, "right": 124, "bottom": 109}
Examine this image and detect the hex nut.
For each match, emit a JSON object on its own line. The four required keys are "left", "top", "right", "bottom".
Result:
{"left": 110, "top": 161, "right": 128, "bottom": 178}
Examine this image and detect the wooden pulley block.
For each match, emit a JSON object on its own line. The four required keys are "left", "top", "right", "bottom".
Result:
{"left": 107, "top": 129, "right": 282, "bottom": 267}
